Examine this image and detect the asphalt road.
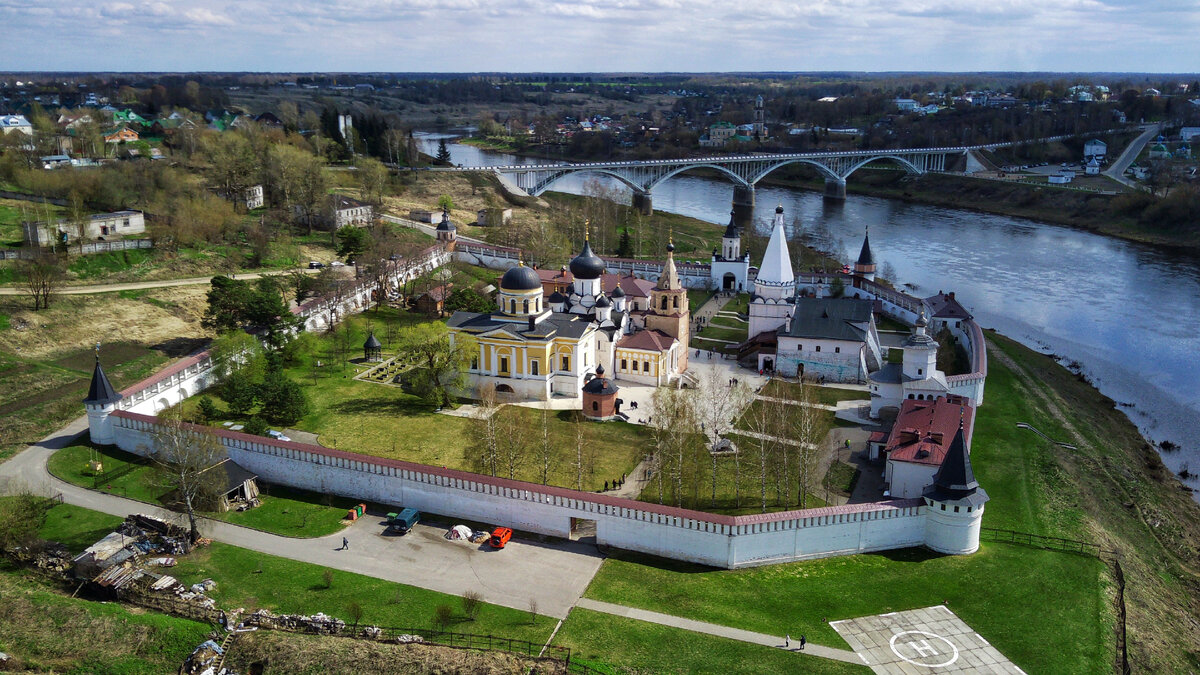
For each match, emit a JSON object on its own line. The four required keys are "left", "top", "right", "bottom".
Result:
{"left": 1104, "top": 123, "right": 1161, "bottom": 189}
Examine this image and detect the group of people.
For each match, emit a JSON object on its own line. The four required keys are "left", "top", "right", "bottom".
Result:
{"left": 784, "top": 634, "right": 807, "bottom": 650}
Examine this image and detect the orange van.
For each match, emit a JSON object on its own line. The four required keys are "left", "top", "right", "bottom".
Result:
{"left": 489, "top": 527, "right": 513, "bottom": 549}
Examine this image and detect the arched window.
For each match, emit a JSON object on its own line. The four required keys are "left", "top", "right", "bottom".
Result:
{"left": 523, "top": 299, "right": 529, "bottom": 313}
{"left": 661, "top": 296, "right": 668, "bottom": 310}
{"left": 673, "top": 296, "right": 678, "bottom": 308}
{"left": 510, "top": 299, "right": 516, "bottom": 313}
{"left": 592, "top": 401, "right": 599, "bottom": 411}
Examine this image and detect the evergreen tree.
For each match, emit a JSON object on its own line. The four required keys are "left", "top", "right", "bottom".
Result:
{"left": 436, "top": 138, "right": 452, "bottom": 164}
{"left": 617, "top": 228, "right": 634, "bottom": 258}
{"left": 223, "top": 370, "right": 258, "bottom": 416}
{"left": 258, "top": 371, "right": 310, "bottom": 424}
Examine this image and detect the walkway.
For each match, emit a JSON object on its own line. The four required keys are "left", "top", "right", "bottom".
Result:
{"left": 0, "top": 268, "right": 318, "bottom": 296}
{"left": 574, "top": 598, "right": 863, "bottom": 665}
{"left": 1104, "top": 123, "right": 1161, "bottom": 190}
{"left": 0, "top": 417, "right": 602, "bottom": 620}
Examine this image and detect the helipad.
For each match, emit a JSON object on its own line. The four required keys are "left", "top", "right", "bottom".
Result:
{"left": 830, "top": 605, "right": 1026, "bottom": 674}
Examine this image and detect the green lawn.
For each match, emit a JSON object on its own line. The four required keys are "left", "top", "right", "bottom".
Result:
{"left": 583, "top": 333, "right": 1122, "bottom": 674}
{"left": 171, "top": 541, "right": 555, "bottom": 641}
{"left": 47, "top": 442, "right": 355, "bottom": 538}
{"left": 687, "top": 289, "right": 715, "bottom": 313}
{"left": 721, "top": 293, "right": 750, "bottom": 316}
{"left": 584, "top": 545, "right": 1109, "bottom": 674}
{"left": 874, "top": 314, "right": 910, "bottom": 332}
{"left": 199, "top": 307, "right": 649, "bottom": 492}
{"left": 554, "top": 607, "right": 868, "bottom": 674}
{"left": 692, "top": 324, "right": 747, "bottom": 346}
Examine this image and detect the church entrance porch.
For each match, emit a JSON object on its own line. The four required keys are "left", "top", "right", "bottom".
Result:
{"left": 723, "top": 272, "right": 736, "bottom": 290}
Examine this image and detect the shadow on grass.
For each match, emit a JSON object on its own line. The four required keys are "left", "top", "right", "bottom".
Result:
{"left": 327, "top": 397, "right": 439, "bottom": 418}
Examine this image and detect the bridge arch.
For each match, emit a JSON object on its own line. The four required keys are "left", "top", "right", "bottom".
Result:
{"left": 527, "top": 169, "right": 645, "bottom": 196}
{"left": 841, "top": 154, "right": 925, "bottom": 178}
{"left": 748, "top": 158, "right": 843, "bottom": 184}
{"left": 643, "top": 163, "right": 752, "bottom": 191}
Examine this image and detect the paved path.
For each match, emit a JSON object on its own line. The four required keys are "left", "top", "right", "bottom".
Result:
{"left": 1104, "top": 123, "right": 1161, "bottom": 190}
{"left": 0, "top": 417, "right": 602, "bottom": 619}
{"left": 0, "top": 268, "right": 318, "bottom": 296}
{"left": 575, "top": 598, "right": 864, "bottom": 665}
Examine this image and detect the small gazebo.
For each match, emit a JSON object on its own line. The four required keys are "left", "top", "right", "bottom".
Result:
{"left": 364, "top": 331, "right": 383, "bottom": 362}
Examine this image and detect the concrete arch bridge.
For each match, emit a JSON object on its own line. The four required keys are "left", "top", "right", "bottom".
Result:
{"left": 438, "top": 147, "right": 967, "bottom": 216}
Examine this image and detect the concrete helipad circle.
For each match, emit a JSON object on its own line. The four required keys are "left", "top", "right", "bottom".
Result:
{"left": 888, "top": 630, "right": 960, "bottom": 668}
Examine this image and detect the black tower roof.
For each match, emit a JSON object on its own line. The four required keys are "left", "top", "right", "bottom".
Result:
{"left": 364, "top": 332, "right": 382, "bottom": 349}
{"left": 436, "top": 207, "right": 456, "bottom": 231}
{"left": 723, "top": 210, "right": 739, "bottom": 239}
{"left": 923, "top": 423, "right": 989, "bottom": 508}
{"left": 500, "top": 264, "right": 542, "bottom": 291}
{"left": 856, "top": 227, "right": 875, "bottom": 266}
{"left": 83, "top": 351, "right": 122, "bottom": 406}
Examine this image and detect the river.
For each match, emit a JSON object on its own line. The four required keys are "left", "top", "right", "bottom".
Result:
{"left": 415, "top": 132, "right": 1200, "bottom": 495}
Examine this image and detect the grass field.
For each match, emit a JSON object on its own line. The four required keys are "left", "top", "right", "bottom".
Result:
{"left": 47, "top": 441, "right": 357, "bottom": 538}
{"left": 198, "top": 307, "right": 649, "bottom": 492}
{"left": 570, "top": 333, "right": 1137, "bottom": 674}
{"left": 760, "top": 379, "right": 870, "bottom": 407}
{"left": 0, "top": 198, "right": 65, "bottom": 247}
{"left": 170, "top": 541, "right": 555, "bottom": 641}
{"left": 555, "top": 607, "right": 869, "bottom": 674}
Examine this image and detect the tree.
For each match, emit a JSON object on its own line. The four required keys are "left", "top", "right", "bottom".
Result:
{"left": 394, "top": 323, "right": 476, "bottom": 407}
{"left": 202, "top": 276, "right": 255, "bottom": 334}
{"left": 444, "top": 288, "right": 493, "bottom": 314}
{"left": 788, "top": 379, "right": 830, "bottom": 508}
{"left": 437, "top": 194, "right": 454, "bottom": 213}
{"left": 743, "top": 385, "right": 786, "bottom": 512}
{"left": 356, "top": 156, "right": 389, "bottom": 207}
{"left": 222, "top": 370, "right": 258, "bottom": 416}
{"left": 146, "top": 408, "right": 226, "bottom": 544}
{"left": 497, "top": 407, "right": 529, "bottom": 480}
{"left": 695, "top": 367, "right": 754, "bottom": 507}
{"left": 258, "top": 371, "right": 310, "bottom": 424}
{"left": 468, "top": 383, "right": 501, "bottom": 476}
{"left": 17, "top": 252, "right": 63, "bottom": 311}
{"left": 203, "top": 132, "right": 259, "bottom": 212}
{"left": 536, "top": 407, "right": 556, "bottom": 485}
{"left": 436, "top": 138, "right": 452, "bottom": 164}
{"left": 336, "top": 225, "right": 372, "bottom": 259}
{"left": 649, "top": 386, "right": 700, "bottom": 507}
{"left": 211, "top": 330, "right": 265, "bottom": 384}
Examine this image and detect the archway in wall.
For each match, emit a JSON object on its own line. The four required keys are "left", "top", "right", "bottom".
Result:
{"left": 723, "top": 273, "right": 736, "bottom": 290}
{"left": 156, "top": 397, "right": 170, "bottom": 411}
{"left": 496, "top": 384, "right": 515, "bottom": 394}
{"left": 570, "top": 517, "right": 597, "bottom": 543}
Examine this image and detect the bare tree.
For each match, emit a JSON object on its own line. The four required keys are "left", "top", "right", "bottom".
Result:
{"left": 497, "top": 407, "right": 529, "bottom": 480}
{"left": 469, "top": 383, "right": 501, "bottom": 476}
{"left": 743, "top": 383, "right": 785, "bottom": 513}
{"left": 17, "top": 251, "right": 64, "bottom": 311}
{"left": 537, "top": 407, "right": 556, "bottom": 485}
{"left": 695, "top": 367, "right": 754, "bottom": 507}
{"left": 573, "top": 412, "right": 586, "bottom": 491}
{"left": 649, "top": 386, "right": 700, "bottom": 507}
{"left": 789, "top": 378, "right": 830, "bottom": 508}
{"left": 145, "top": 408, "right": 226, "bottom": 544}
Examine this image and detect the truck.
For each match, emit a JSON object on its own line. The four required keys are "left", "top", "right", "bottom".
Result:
{"left": 386, "top": 508, "right": 420, "bottom": 535}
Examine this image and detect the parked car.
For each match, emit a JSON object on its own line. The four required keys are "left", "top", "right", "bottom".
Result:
{"left": 267, "top": 430, "right": 291, "bottom": 442}
{"left": 386, "top": 508, "right": 420, "bottom": 535}
{"left": 489, "top": 527, "right": 513, "bottom": 549}
{"left": 308, "top": 261, "right": 324, "bottom": 269}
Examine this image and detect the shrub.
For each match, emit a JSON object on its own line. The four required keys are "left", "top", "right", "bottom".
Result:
{"left": 461, "top": 590, "right": 482, "bottom": 620}
{"left": 322, "top": 568, "right": 334, "bottom": 589}
{"left": 243, "top": 416, "right": 269, "bottom": 437}
{"left": 433, "top": 603, "right": 454, "bottom": 630}
{"left": 197, "top": 397, "right": 219, "bottom": 423}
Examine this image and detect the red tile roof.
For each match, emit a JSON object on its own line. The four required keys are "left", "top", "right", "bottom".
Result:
{"left": 886, "top": 395, "right": 974, "bottom": 466}
{"left": 617, "top": 329, "right": 675, "bottom": 352}
{"left": 535, "top": 269, "right": 654, "bottom": 298}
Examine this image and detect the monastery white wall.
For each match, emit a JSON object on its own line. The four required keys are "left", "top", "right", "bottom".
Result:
{"left": 108, "top": 412, "right": 936, "bottom": 569}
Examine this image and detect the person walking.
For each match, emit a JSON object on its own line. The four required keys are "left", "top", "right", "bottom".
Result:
{"left": 785, "top": 634, "right": 791, "bottom": 648}
{"left": 799, "top": 635, "right": 806, "bottom": 650}
{"left": 342, "top": 536, "right": 349, "bottom": 551}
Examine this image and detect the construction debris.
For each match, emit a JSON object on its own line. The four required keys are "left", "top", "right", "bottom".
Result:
{"left": 245, "top": 609, "right": 347, "bottom": 635}
{"left": 182, "top": 639, "right": 226, "bottom": 675}
{"left": 445, "top": 524, "right": 472, "bottom": 540}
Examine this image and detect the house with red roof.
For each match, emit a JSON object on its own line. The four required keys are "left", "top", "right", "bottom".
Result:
{"left": 884, "top": 394, "right": 974, "bottom": 499}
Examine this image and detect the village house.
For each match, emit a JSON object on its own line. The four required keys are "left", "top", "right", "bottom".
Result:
{"left": 0, "top": 114, "right": 32, "bottom": 135}
{"left": 23, "top": 210, "right": 146, "bottom": 246}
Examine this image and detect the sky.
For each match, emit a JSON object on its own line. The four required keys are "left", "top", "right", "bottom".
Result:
{"left": 1, "top": 0, "right": 1198, "bottom": 73}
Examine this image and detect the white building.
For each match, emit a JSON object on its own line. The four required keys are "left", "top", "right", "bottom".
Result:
{"left": 771, "top": 297, "right": 882, "bottom": 382}
{"left": 710, "top": 211, "right": 750, "bottom": 292}
{"left": 328, "top": 195, "right": 374, "bottom": 228}
{"left": 883, "top": 394, "right": 974, "bottom": 499}
{"left": 894, "top": 98, "right": 919, "bottom": 112}
{"left": 24, "top": 210, "right": 146, "bottom": 246}
{"left": 1083, "top": 139, "right": 1106, "bottom": 162}
{"left": 1085, "top": 158, "right": 1101, "bottom": 175}
{"left": 747, "top": 205, "right": 796, "bottom": 339}
{"left": 868, "top": 310, "right": 948, "bottom": 417}
{"left": 0, "top": 114, "right": 32, "bottom": 135}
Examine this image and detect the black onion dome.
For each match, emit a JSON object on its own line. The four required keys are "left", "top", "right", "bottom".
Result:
{"left": 595, "top": 294, "right": 611, "bottom": 308}
{"left": 775, "top": 204, "right": 784, "bottom": 214}
{"left": 611, "top": 284, "right": 625, "bottom": 298}
{"left": 548, "top": 290, "right": 568, "bottom": 303}
{"left": 500, "top": 264, "right": 541, "bottom": 291}
{"left": 569, "top": 239, "right": 605, "bottom": 279}
{"left": 666, "top": 240, "right": 675, "bottom": 253}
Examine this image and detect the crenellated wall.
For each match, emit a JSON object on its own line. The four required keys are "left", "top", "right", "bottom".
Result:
{"left": 109, "top": 410, "right": 933, "bottom": 568}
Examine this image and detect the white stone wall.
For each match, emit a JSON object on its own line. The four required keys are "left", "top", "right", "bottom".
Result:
{"left": 886, "top": 460, "right": 938, "bottom": 499}
{"left": 109, "top": 412, "right": 938, "bottom": 569}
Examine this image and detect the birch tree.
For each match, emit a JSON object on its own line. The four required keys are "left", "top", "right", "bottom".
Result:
{"left": 789, "top": 378, "right": 831, "bottom": 508}
{"left": 146, "top": 408, "right": 226, "bottom": 544}
{"left": 649, "top": 386, "right": 700, "bottom": 507}
{"left": 468, "top": 383, "right": 501, "bottom": 476}
{"left": 536, "top": 407, "right": 555, "bottom": 485}
{"left": 695, "top": 367, "right": 754, "bottom": 508}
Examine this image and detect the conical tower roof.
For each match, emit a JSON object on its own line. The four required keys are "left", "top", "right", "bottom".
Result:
{"left": 364, "top": 331, "right": 382, "bottom": 349}
{"left": 723, "top": 210, "right": 739, "bottom": 239}
{"left": 756, "top": 205, "right": 794, "bottom": 286}
{"left": 657, "top": 238, "right": 680, "bottom": 290}
{"left": 856, "top": 227, "right": 875, "bottom": 266}
{"left": 436, "top": 207, "right": 456, "bottom": 231}
{"left": 83, "top": 348, "right": 122, "bottom": 406}
{"left": 923, "top": 422, "right": 989, "bottom": 508}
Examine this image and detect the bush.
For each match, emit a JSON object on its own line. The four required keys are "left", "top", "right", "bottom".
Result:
{"left": 433, "top": 603, "right": 454, "bottom": 630}
{"left": 257, "top": 372, "right": 310, "bottom": 424}
{"left": 461, "top": 590, "right": 482, "bottom": 620}
{"left": 243, "top": 416, "right": 269, "bottom": 437}
{"left": 197, "top": 396, "right": 219, "bottom": 423}
{"left": 322, "top": 568, "right": 334, "bottom": 589}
